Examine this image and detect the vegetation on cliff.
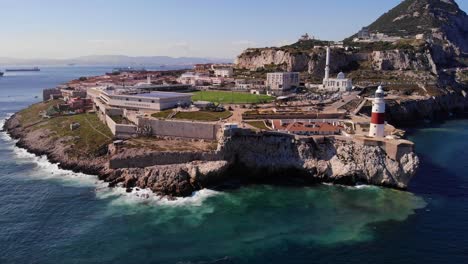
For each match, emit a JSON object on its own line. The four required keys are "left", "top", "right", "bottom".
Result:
{"left": 365, "top": 0, "right": 465, "bottom": 37}
{"left": 15, "top": 101, "right": 113, "bottom": 157}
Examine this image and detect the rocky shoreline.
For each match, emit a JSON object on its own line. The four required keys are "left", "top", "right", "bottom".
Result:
{"left": 3, "top": 106, "right": 425, "bottom": 197}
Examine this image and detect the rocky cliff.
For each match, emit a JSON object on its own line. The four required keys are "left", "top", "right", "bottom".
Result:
{"left": 235, "top": 47, "right": 438, "bottom": 76}
{"left": 220, "top": 131, "right": 418, "bottom": 189}
{"left": 235, "top": 0, "right": 468, "bottom": 88}
{"left": 365, "top": 0, "right": 468, "bottom": 56}
{"left": 4, "top": 113, "right": 420, "bottom": 197}
{"left": 386, "top": 92, "right": 468, "bottom": 125}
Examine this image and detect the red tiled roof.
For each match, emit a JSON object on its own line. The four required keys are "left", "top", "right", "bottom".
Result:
{"left": 274, "top": 121, "right": 342, "bottom": 134}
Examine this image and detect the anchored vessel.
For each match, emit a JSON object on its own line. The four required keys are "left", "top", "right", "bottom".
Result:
{"left": 5, "top": 67, "right": 40, "bottom": 72}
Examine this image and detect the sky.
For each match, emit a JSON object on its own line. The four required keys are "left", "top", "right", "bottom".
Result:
{"left": 1, "top": 0, "right": 467, "bottom": 59}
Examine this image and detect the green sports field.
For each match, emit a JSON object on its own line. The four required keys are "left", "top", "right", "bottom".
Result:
{"left": 192, "top": 91, "right": 274, "bottom": 104}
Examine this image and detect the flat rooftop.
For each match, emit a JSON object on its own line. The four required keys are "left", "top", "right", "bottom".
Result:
{"left": 105, "top": 89, "right": 192, "bottom": 99}
{"left": 136, "top": 92, "right": 192, "bottom": 99}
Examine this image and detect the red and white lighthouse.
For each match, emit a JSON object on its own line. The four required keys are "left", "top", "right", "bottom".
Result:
{"left": 369, "top": 85, "right": 385, "bottom": 138}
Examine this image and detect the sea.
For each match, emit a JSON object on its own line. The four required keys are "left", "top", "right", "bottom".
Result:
{"left": 0, "top": 67, "right": 467, "bottom": 264}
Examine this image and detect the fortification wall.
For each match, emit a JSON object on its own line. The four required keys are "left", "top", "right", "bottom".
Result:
{"left": 139, "top": 118, "right": 220, "bottom": 140}
{"left": 352, "top": 136, "right": 414, "bottom": 160}
{"left": 105, "top": 114, "right": 137, "bottom": 139}
{"left": 109, "top": 151, "right": 220, "bottom": 169}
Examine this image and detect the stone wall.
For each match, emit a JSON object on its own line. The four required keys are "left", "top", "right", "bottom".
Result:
{"left": 109, "top": 151, "right": 221, "bottom": 169}
{"left": 139, "top": 118, "right": 220, "bottom": 140}
{"left": 105, "top": 114, "right": 137, "bottom": 139}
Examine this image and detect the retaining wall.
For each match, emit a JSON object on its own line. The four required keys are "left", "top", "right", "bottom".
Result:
{"left": 109, "top": 151, "right": 221, "bottom": 169}
{"left": 105, "top": 114, "right": 138, "bottom": 139}
{"left": 140, "top": 118, "right": 220, "bottom": 140}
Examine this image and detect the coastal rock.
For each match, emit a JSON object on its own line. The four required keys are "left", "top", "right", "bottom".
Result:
{"left": 107, "top": 161, "right": 229, "bottom": 196}
{"left": 5, "top": 111, "right": 420, "bottom": 197}
{"left": 382, "top": 93, "right": 468, "bottom": 126}
{"left": 220, "top": 132, "right": 419, "bottom": 189}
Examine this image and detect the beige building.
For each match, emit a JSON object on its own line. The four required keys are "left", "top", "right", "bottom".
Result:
{"left": 266, "top": 72, "right": 300, "bottom": 92}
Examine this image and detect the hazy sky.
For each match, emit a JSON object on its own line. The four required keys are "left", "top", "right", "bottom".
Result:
{"left": 1, "top": 0, "right": 467, "bottom": 59}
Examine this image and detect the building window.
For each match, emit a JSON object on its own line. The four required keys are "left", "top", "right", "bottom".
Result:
{"left": 151, "top": 100, "right": 155, "bottom": 103}
{"left": 126, "top": 98, "right": 129, "bottom": 101}
{"left": 138, "top": 99, "right": 142, "bottom": 102}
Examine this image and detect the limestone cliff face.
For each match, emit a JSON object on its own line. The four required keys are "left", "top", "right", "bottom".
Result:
{"left": 234, "top": 49, "right": 309, "bottom": 72}
{"left": 371, "top": 50, "right": 436, "bottom": 73}
{"left": 235, "top": 47, "right": 435, "bottom": 77}
{"left": 385, "top": 93, "right": 468, "bottom": 125}
{"left": 220, "top": 132, "right": 419, "bottom": 189}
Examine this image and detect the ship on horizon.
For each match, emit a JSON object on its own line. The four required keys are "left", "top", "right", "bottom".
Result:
{"left": 0, "top": 71, "right": 4, "bottom": 77}
{"left": 5, "top": 67, "right": 40, "bottom": 72}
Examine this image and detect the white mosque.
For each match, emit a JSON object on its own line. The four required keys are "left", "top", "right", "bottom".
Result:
{"left": 322, "top": 46, "right": 353, "bottom": 92}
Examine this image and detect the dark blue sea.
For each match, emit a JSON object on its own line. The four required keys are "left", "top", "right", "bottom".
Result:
{"left": 0, "top": 67, "right": 467, "bottom": 264}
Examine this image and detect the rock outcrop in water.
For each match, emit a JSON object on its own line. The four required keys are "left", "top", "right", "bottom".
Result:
{"left": 3, "top": 113, "right": 419, "bottom": 197}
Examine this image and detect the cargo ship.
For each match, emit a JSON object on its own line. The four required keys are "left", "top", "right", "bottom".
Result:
{"left": 5, "top": 67, "right": 40, "bottom": 72}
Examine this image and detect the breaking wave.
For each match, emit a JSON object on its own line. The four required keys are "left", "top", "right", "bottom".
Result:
{"left": 1, "top": 120, "right": 220, "bottom": 207}
{"left": 98, "top": 187, "right": 221, "bottom": 207}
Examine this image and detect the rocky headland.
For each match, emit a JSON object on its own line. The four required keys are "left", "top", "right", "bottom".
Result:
{"left": 3, "top": 112, "right": 419, "bottom": 197}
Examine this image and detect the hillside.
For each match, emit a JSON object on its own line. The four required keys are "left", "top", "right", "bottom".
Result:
{"left": 362, "top": 0, "right": 468, "bottom": 54}
{"left": 235, "top": 0, "right": 467, "bottom": 96}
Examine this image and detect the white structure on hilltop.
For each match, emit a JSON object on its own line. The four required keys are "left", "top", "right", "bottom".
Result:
{"left": 214, "top": 68, "right": 233, "bottom": 78}
{"left": 353, "top": 27, "right": 401, "bottom": 43}
{"left": 369, "top": 85, "right": 386, "bottom": 138}
{"left": 322, "top": 47, "right": 352, "bottom": 92}
{"left": 266, "top": 72, "right": 300, "bottom": 94}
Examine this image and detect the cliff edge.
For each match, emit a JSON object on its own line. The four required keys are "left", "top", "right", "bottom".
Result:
{"left": 3, "top": 111, "right": 419, "bottom": 197}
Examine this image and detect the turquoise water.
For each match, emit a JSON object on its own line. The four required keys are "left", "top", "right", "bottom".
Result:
{"left": 0, "top": 68, "right": 467, "bottom": 263}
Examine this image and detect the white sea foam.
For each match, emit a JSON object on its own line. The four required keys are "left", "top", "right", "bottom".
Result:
{"left": 98, "top": 186, "right": 221, "bottom": 207}
{"left": 0, "top": 113, "right": 14, "bottom": 133}
{"left": 0, "top": 114, "right": 17, "bottom": 148}
{"left": 4, "top": 130, "right": 219, "bottom": 206}
{"left": 322, "top": 183, "right": 381, "bottom": 191}
{"left": 349, "top": 184, "right": 380, "bottom": 190}
{"left": 11, "top": 147, "right": 103, "bottom": 188}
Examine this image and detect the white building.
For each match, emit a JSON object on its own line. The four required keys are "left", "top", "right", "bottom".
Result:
{"left": 353, "top": 31, "right": 401, "bottom": 43}
{"left": 266, "top": 72, "right": 300, "bottom": 93}
{"left": 214, "top": 68, "right": 233, "bottom": 78}
{"left": 97, "top": 90, "right": 192, "bottom": 111}
{"left": 322, "top": 47, "right": 353, "bottom": 92}
{"left": 178, "top": 72, "right": 229, "bottom": 86}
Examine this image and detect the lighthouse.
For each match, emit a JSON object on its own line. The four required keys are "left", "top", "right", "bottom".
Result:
{"left": 369, "top": 85, "right": 386, "bottom": 138}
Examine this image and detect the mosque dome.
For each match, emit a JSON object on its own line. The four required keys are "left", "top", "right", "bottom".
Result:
{"left": 337, "top": 72, "right": 345, "bottom": 79}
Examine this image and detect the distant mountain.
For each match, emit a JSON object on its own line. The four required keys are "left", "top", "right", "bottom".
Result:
{"left": 357, "top": 0, "right": 468, "bottom": 53}
{"left": 0, "top": 55, "right": 232, "bottom": 66}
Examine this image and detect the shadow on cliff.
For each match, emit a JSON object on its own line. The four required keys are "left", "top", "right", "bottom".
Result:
{"left": 208, "top": 163, "right": 321, "bottom": 191}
